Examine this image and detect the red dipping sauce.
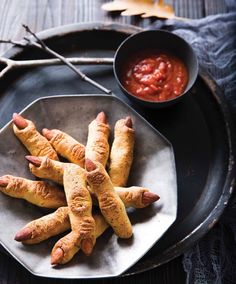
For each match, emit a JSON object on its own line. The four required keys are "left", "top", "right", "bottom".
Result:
{"left": 121, "top": 49, "right": 188, "bottom": 102}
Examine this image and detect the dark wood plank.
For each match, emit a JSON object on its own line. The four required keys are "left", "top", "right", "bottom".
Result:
{"left": 174, "top": 0, "right": 205, "bottom": 18}
{"left": 204, "top": 0, "right": 227, "bottom": 15}
{"left": 0, "top": 0, "right": 230, "bottom": 54}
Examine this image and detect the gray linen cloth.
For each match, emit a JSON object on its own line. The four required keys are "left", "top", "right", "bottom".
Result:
{"left": 151, "top": 8, "right": 236, "bottom": 284}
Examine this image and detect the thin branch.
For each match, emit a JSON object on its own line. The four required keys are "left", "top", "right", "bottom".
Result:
{"left": 0, "top": 26, "right": 113, "bottom": 94}
{"left": 0, "top": 57, "right": 12, "bottom": 78}
{"left": 11, "top": 57, "right": 113, "bottom": 67}
{"left": 0, "top": 39, "right": 27, "bottom": 48}
{"left": 21, "top": 24, "right": 112, "bottom": 94}
{"left": 0, "top": 55, "right": 113, "bottom": 79}
{"left": 22, "top": 24, "right": 47, "bottom": 49}
{"left": 0, "top": 56, "right": 9, "bottom": 64}
{"left": 0, "top": 65, "right": 12, "bottom": 78}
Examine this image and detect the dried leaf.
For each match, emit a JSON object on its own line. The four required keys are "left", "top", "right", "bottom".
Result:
{"left": 102, "top": 0, "right": 175, "bottom": 19}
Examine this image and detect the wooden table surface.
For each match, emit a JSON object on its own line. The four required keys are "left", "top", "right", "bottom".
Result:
{"left": 0, "top": 1, "right": 231, "bottom": 283}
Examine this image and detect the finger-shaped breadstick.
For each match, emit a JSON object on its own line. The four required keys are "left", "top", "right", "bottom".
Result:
{"left": 0, "top": 175, "right": 66, "bottom": 208}
{"left": 85, "top": 112, "right": 110, "bottom": 167}
{"left": 86, "top": 159, "right": 132, "bottom": 239}
{"left": 115, "top": 186, "right": 159, "bottom": 208}
{"left": 108, "top": 117, "right": 135, "bottom": 187}
{"left": 64, "top": 164, "right": 96, "bottom": 255}
{"left": 51, "top": 231, "right": 79, "bottom": 265}
{"left": 14, "top": 207, "right": 70, "bottom": 244}
{"left": 26, "top": 156, "right": 68, "bottom": 184}
{"left": 12, "top": 113, "right": 58, "bottom": 160}
{"left": 42, "top": 129, "right": 85, "bottom": 167}
{"left": 25, "top": 156, "right": 159, "bottom": 208}
{"left": 51, "top": 214, "right": 108, "bottom": 265}
{"left": 89, "top": 186, "right": 159, "bottom": 208}
{"left": 14, "top": 186, "right": 159, "bottom": 244}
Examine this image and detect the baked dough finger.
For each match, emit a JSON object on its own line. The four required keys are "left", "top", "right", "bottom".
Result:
{"left": 12, "top": 113, "right": 58, "bottom": 160}
{"left": 14, "top": 185, "right": 159, "bottom": 244}
{"left": 86, "top": 159, "right": 132, "bottom": 239}
{"left": 25, "top": 156, "right": 68, "bottom": 185}
{"left": 64, "top": 164, "right": 96, "bottom": 256}
{"left": 51, "top": 231, "right": 79, "bottom": 265}
{"left": 114, "top": 186, "right": 159, "bottom": 208}
{"left": 89, "top": 186, "right": 159, "bottom": 208}
{"left": 24, "top": 156, "right": 160, "bottom": 208}
{"left": 51, "top": 214, "right": 108, "bottom": 265}
{"left": 14, "top": 207, "right": 70, "bottom": 244}
{"left": 42, "top": 128, "right": 85, "bottom": 167}
{"left": 14, "top": 184, "right": 159, "bottom": 244}
{"left": 108, "top": 116, "right": 135, "bottom": 187}
{"left": 85, "top": 112, "right": 110, "bottom": 167}
{"left": 0, "top": 175, "right": 66, "bottom": 208}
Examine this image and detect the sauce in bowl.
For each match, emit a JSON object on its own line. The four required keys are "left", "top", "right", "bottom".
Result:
{"left": 121, "top": 49, "right": 188, "bottom": 102}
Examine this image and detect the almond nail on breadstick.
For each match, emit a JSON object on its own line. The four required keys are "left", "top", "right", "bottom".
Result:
{"left": 12, "top": 113, "right": 28, "bottom": 129}
{"left": 86, "top": 159, "right": 132, "bottom": 239}
{"left": 108, "top": 116, "right": 135, "bottom": 187}
{"left": 15, "top": 227, "right": 32, "bottom": 242}
{"left": 115, "top": 186, "right": 160, "bottom": 208}
{"left": 85, "top": 112, "right": 110, "bottom": 167}
{"left": 0, "top": 175, "right": 66, "bottom": 208}
{"left": 142, "top": 191, "right": 160, "bottom": 205}
{"left": 0, "top": 178, "right": 8, "bottom": 187}
{"left": 12, "top": 113, "right": 59, "bottom": 160}
{"left": 25, "top": 156, "right": 68, "bottom": 185}
{"left": 25, "top": 155, "right": 42, "bottom": 167}
{"left": 42, "top": 128, "right": 85, "bottom": 167}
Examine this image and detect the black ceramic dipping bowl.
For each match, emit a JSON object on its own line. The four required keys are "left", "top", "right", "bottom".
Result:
{"left": 114, "top": 30, "right": 198, "bottom": 108}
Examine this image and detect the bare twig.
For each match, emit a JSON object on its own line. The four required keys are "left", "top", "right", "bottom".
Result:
{"left": 0, "top": 39, "right": 28, "bottom": 48}
{"left": 0, "top": 56, "right": 113, "bottom": 78}
{"left": 0, "top": 56, "right": 12, "bottom": 77}
{"left": 0, "top": 56, "right": 113, "bottom": 79}
{"left": 0, "top": 25, "right": 112, "bottom": 94}
{"left": 22, "top": 24, "right": 112, "bottom": 94}
{"left": 22, "top": 24, "right": 47, "bottom": 48}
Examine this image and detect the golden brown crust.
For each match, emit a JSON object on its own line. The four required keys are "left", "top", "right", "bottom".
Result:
{"left": 28, "top": 157, "right": 68, "bottom": 185}
{"left": 108, "top": 117, "right": 135, "bottom": 187}
{"left": 89, "top": 186, "right": 152, "bottom": 208}
{"left": 51, "top": 213, "right": 108, "bottom": 265}
{"left": 115, "top": 186, "right": 149, "bottom": 208}
{"left": 15, "top": 207, "right": 70, "bottom": 244}
{"left": 0, "top": 175, "right": 66, "bottom": 208}
{"left": 13, "top": 117, "right": 58, "bottom": 160}
{"left": 43, "top": 129, "right": 85, "bottom": 167}
{"left": 63, "top": 164, "right": 96, "bottom": 255}
{"left": 51, "top": 231, "right": 80, "bottom": 265}
{"left": 86, "top": 160, "right": 132, "bottom": 239}
{"left": 93, "top": 214, "right": 109, "bottom": 237}
{"left": 85, "top": 113, "right": 110, "bottom": 167}
{"left": 25, "top": 156, "right": 159, "bottom": 208}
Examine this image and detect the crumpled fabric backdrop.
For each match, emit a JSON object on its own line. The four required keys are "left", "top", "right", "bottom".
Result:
{"left": 150, "top": 7, "right": 236, "bottom": 284}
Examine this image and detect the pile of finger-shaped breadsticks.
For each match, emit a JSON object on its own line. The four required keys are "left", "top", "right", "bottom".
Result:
{"left": 0, "top": 111, "right": 160, "bottom": 266}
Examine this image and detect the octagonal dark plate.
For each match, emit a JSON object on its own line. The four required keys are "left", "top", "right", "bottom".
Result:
{"left": 0, "top": 94, "right": 177, "bottom": 278}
